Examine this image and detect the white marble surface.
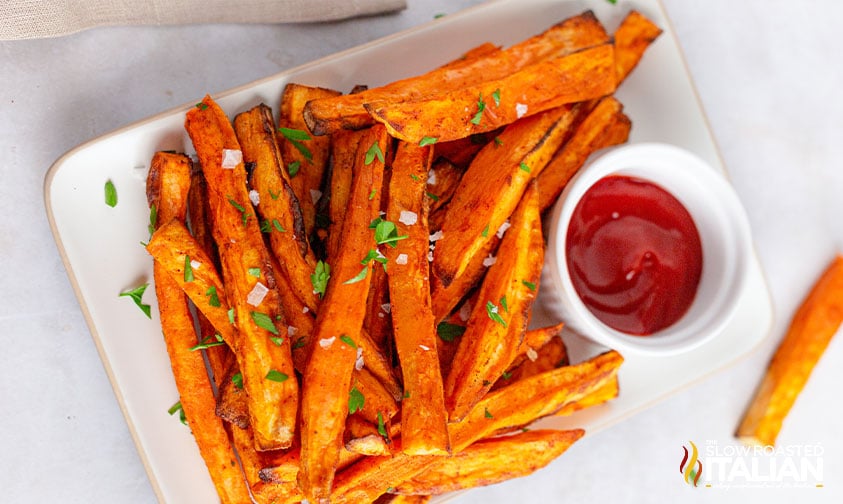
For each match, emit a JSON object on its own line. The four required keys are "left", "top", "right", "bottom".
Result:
{"left": 1, "top": 0, "right": 841, "bottom": 503}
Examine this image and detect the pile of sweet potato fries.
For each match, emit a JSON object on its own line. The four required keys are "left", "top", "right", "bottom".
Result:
{"left": 143, "top": 10, "right": 661, "bottom": 503}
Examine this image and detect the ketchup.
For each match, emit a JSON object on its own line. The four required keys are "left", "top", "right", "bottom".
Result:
{"left": 565, "top": 176, "right": 702, "bottom": 335}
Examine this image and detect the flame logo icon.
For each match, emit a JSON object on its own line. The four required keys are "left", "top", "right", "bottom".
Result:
{"left": 680, "top": 441, "right": 703, "bottom": 487}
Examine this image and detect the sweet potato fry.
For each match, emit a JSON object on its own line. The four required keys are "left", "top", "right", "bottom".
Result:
{"left": 365, "top": 43, "right": 616, "bottom": 143}
{"left": 737, "top": 255, "right": 843, "bottom": 446}
{"left": 444, "top": 182, "right": 543, "bottom": 421}
{"left": 449, "top": 350, "right": 623, "bottom": 451}
{"left": 555, "top": 375, "right": 619, "bottom": 417}
{"left": 383, "top": 141, "right": 450, "bottom": 455}
{"left": 345, "top": 415, "right": 391, "bottom": 456}
{"left": 325, "top": 129, "right": 365, "bottom": 262}
{"left": 363, "top": 264, "right": 392, "bottom": 352}
{"left": 376, "top": 495, "right": 431, "bottom": 504}
{"left": 613, "top": 10, "right": 663, "bottom": 82}
{"left": 277, "top": 84, "right": 340, "bottom": 237}
{"left": 431, "top": 129, "right": 500, "bottom": 170}
{"left": 146, "top": 219, "right": 237, "bottom": 347}
{"left": 146, "top": 151, "right": 250, "bottom": 503}
{"left": 298, "top": 125, "right": 389, "bottom": 502}
{"left": 216, "top": 360, "right": 249, "bottom": 429}
{"left": 391, "top": 429, "right": 584, "bottom": 496}
{"left": 425, "top": 159, "right": 464, "bottom": 231}
{"left": 303, "top": 11, "right": 609, "bottom": 135}
{"left": 493, "top": 335, "right": 568, "bottom": 391}
{"left": 431, "top": 105, "right": 578, "bottom": 289}
{"left": 536, "top": 97, "right": 631, "bottom": 212}
{"left": 233, "top": 104, "right": 320, "bottom": 312}
{"left": 186, "top": 95, "right": 298, "bottom": 451}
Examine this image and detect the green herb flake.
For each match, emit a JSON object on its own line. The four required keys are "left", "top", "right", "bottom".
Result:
{"left": 470, "top": 92, "right": 486, "bottom": 125}
{"left": 251, "top": 311, "right": 279, "bottom": 335}
{"left": 434, "top": 13, "right": 446, "bottom": 19}
{"left": 227, "top": 197, "right": 251, "bottom": 226}
{"left": 502, "top": 370, "right": 513, "bottom": 380}
{"left": 195, "top": 102, "right": 209, "bottom": 110}
{"left": 481, "top": 224, "right": 490, "bottom": 237}
{"left": 288, "top": 161, "right": 301, "bottom": 178}
{"left": 364, "top": 141, "right": 385, "bottom": 166}
{"left": 485, "top": 300, "right": 507, "bottom": 328}
{"left": 119, "top": 284, "right": 151, "bottom": 319}
{"left": 377, "top": 411, "right": 388, "bottom": 439}
{"left": 266, "top": 370, "right": 289, "bottom": 383}
{"left": 147, "top": 204, "right": 158, "bottom": 236}
{"left": 293, "top": 337, "right": 307, "bottom": 350}
{"left": 272, "top": 219, "right": 285, "bottom": 232}
{"left": 484, "top": 407, "right": 494, "bottom": 419}
{"left": 270, "top": 336, "right": 284, "bottom": 346}
{"left": 348, "top": 386, "right": 365, "bottom": 414}
{"left": 403, "top": 390, "right": 411, "bottom": 399}
{"left": 247, "top": 267, "right": 261, "bottom": 278}
{"left": 168, "top": 401, "right": 187, "bottom": 425}
{"left": 184, "top": 255, "right": 195, "bottom": 283}
{"left": 311, "top": 260, "right": 331, "bottom": 297}
{"left": 344, "top": 266, "right": 369, "bottom": 285}
{"left": 606, "top": 0, "right": 617, "bottom": 4}
{"left": 339, "top": 335, "right": 357, "bottom": 349}
{"left": 189, "top": 334, "right": 224, "bottom": 352}
{"left": 499, "top": 295, "right": 509, "bottom": 313}
{"left": 419, "top": 136, "right": 438, "bottom": 147}
{"left": 278, "top": 127, "right": 313, "bottom": 161}
{"left": 519, "top": 162, "right": 531, "bottom": 173}
{"left": 373, "top": 219, "right": 409, "bottom": 248}
{"left": 269, "top": 189, "right": 281, "bottom": 200}
{"left": 369, "top": 189, "right": 377, "bottom": 201}
{"left": 205, "top": 286, "right": 221, "bottom": 307}
{"left": 232, "top": 372, "right": 243, "bottom": 389}
{"left": 494, "top": 136, "right": 503, "bottom": 147}
{"left": 521, "top": 280, "right": 536, "bottom": 291}
{"left": 228, "top": 308, "right": 236, "bottom": 325}
{"left": 361, "top": 249, "right": 388, "bottom": 268}
{"left": 492, "top": 88, "right": 501, "bottom": 107}
{"left": 104, "top": 180, "right": 117, "bottom": 207}
{"left": 410, "top": 174, "right": 420, "bottom": 182}
{"left": 482, "top": 379, "right": 492, "bottom": 386}
{"left": 437, "top": 322, "right": 466, "bottom": 342}
{"left": 425, "top": 191, "right": 440, "bottom": 202}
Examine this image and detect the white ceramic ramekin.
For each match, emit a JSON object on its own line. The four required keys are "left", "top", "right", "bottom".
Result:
{"left": 542, "top": 143, "right": 753, "bottom": 355}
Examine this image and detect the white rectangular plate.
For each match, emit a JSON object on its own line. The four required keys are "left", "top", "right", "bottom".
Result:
{"left": 45, "top": 0, "right": 774, "bottom": 502}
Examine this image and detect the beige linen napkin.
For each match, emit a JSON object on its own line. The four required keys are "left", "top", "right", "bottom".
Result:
{"left": 0, "top": 0, "right": 407, "bottom": 40}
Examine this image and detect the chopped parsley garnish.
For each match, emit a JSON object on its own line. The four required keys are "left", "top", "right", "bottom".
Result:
{"left": 247, "top": 267, "right": 261, "bottom": 278}
{"left": 269, "top": 189, "right": 281, "bottom": 200}
{"left": 189, "top": 333, "right": 224, "bottom": 351}
{"left": 481, "top": 224, "right": 490, "bottom": 237}
{"left": 419, "top": 136, "right": 438, "bottom": 147}
{"left": 311, "top": 260, "right": 331, "bottom": 297}
{"left": 519, "top": 162, "right": 531, "bottom": 173}
{"left": 369, "top": 188, "right": 377, "bottom": 200}
{"left": 370, "top": 218, "right": 408, "bottom": 247}
{"left": 168, "top": 401, "right": 187, "bottom": 425}
{"left": 292, "top": 336, "right": 307, "bottom": 350}
{"left": 403, "top": 390, "right": 411, "bottom": 399}
{"left": 227, "top": 197, "right": 251, "bottom": 226}
{"left": 484, "top": 407, "right": 493, "bottom": 419}
{"left": 104, "top": 180, "right": 117, "bottom": 207}
{"left": 492, "top": 88, "right": 501, "bottom": 107}
{"left": 266, "top": 370, "right": 289, "bottom": 383}
{"left": 261, "top": 218, "right": 286, "bottom": 234}
{"left": 499, "top": 295, "right": 509, "bottom": 313}
{"left": 184, "top": 255, "right": 194, "bottom": 283}
{"left": 482, "top": 379, "right": 492, "bottom": 386}
{"left": 147, "top": 204, "right": 158, "bottom": 237}
{"left": 485, "top": 300, "right": 507, "bottom": 328}
{"left": 195, "top": 102, "right": 208, "bottom": 110}
{"left": 278, "top": 127, "right": 313, "bottom": 161}
{"left": 364, "top": 141, "right": 385, "bottom": 166}
{"left": 425, "top": 191, "right": 440, "bottom": 202}
{"left": 494, "top": 136, "right": 503, "bottom": 147}
{"left": 434, "top": 12, "right": 446, "bottom": 19}
{"left": 251, "top": 311, "right": 279, "bottom": 335}
{"left": 521, "top": 280, "right": 536, "bottom": 291}
{"left": 270, "top": 336, "right": 284, "bottom": 346}
{"left": 410, "top": 174, "right": 420, "bottom": 182}
{"left": 348, "top": 386, "right": 365, "bottom": 414}
{"left": 344, "top": 266, "right": 368, "bottom": 284}
{"left": 232, "top": 372, "right": 243, "bottom": 389}
{"left": 606, "top": 0, "right": 617, "bottom": 4}
{"left": 119, "top": 284, "right": 151, "bottom": 319}
{"left": 437, "top": 322, "right": 466, "bottom": 342}
{"left": 377, "top": 412, "right": 388, "bottom": 440}
{"left": 340, "top": 335, "right": 357, "bottom": 349}
{"left": 205, "top": 286, "right": 221, "bottom": 307}
{"left": 227, "top": 308, "right": 235, "bottom": 325}
{"left": 501, "top": 370, "right": 512, "bottom": 380}
{"left": 470, "top": 92, "right": 486, "bottom": 125}
{"left": 288, "top": 161, "right": 301, "bottom": 178}
{"left": 361, "top": 249, "right": 388, "bottom": 271}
